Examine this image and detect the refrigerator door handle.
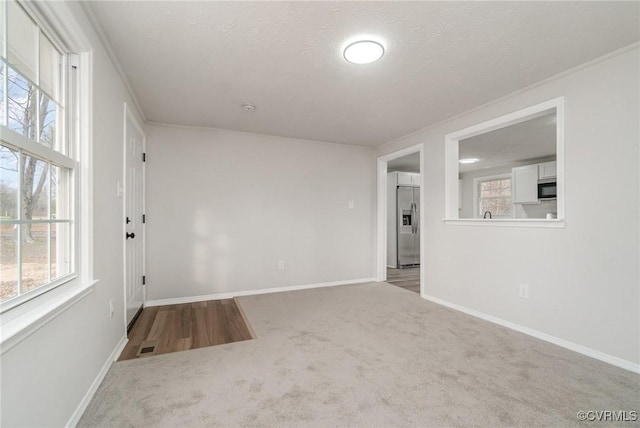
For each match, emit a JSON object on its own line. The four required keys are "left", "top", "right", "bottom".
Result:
{"left": 414, "top": 201, "right": 419, "bottom": 234}
{"left": 411, "top": 202, "right": 417, "bottom": 234}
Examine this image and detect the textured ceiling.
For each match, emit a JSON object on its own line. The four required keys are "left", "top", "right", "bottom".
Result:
{"left": 85, "top": 1, "right": 639, "bottom": 147}
{"left": 459, "top": 113, "right": 556, "bottom": 173}
{"left": 388, "top": 152, "right": 420, "bottom": 174}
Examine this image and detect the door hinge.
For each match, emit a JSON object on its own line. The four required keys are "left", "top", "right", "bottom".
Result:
{"left": 142, "top": 153, "right": 146, "bottom": 162}
{"left": 142, "top": 275, "right": 146, "bottom": 285}
{"left": 142, "top": 214, "right": 146, "bottom": 224}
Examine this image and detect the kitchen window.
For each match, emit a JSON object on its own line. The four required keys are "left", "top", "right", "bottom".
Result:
{"left": 0, "top": 0, "right": 78, "bottom": 310}
{"left": 474, "top": 175, "right": 512, "bottom": 218}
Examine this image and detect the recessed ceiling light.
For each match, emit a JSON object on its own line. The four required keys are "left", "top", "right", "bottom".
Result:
{"left": 459, "top": 158, "right": 479, "bottom": 164}
{"left": 242, "top": 103, "right": 256, "bottom": 111}
{"left": 343, "top": 40, "right": 385, "bottom": 64}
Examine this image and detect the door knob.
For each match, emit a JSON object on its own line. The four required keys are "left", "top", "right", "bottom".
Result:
{"left": 126, "top": 232, "right": 135, "bottom": 239}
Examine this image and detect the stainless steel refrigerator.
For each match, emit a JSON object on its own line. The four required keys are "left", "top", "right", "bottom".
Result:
{"left": 396, "top": 186, "right": 420, "bottom": 267}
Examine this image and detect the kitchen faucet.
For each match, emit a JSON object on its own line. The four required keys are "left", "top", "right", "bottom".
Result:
{"left": 483, "top": 211, "right": 492, "bottom": 219}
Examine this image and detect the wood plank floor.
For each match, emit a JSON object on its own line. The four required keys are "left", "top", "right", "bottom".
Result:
{"left": 119, "top": 298, "right": 255, "bottom": 361}
{"left": 386, "top": 267, "right": 420, "bottom": 294}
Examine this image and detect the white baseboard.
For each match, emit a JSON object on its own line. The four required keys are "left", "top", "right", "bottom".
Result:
{"left": 66, "top": 335, "right": 128, "bottom": 427}
{"left": 421, "top": 293, "right": 640, "bottom": 374}
{"left": 145, "top": 278, "right": 377, "bottom": 307}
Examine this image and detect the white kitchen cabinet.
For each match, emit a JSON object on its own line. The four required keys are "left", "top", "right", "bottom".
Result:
{"left": 397, "top": 173, "right": 413, "bottom": 185}
{"left": 395, "top": 172, "right": 420, "bottom": 186}
{"left": 512, "top": 164, "right": 539, "bottom": 204}
{"left": 538, "top": 161, "right": 557, "bottom": 179}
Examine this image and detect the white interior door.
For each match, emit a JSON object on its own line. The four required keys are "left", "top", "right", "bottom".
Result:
{"left": 124, "top": 107, "right": 145, "bottom": 326}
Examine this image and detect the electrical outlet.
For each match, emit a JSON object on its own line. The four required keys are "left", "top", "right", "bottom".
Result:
{"left": 519, "top": 284, "right": 529, "bottom": 299}
{"left": 109, "top": 299, "right": 114, "bottom": 318}
{"left": 278, "top": 260, "right": 285, "bottom": 270}
{"left": 348, "top": 200, "right": 355, "bottom": 209}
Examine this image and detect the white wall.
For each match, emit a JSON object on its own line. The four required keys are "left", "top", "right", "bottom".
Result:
{"left": 0, "top": 3, "right": 144, "bottom": 426}
{"left": 145, "top": 125, "right": 375, "bottom": 302}
{"left": 377, "top": 46, "right": 639, "bottom": 367}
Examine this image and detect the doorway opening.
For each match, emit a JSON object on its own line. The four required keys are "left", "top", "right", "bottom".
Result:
{"left": 376, "top": 144, "right": 424, "bottom": 296}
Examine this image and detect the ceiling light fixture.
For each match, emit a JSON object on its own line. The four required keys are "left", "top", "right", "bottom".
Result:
{"left": 242, "top": 103, "right": 256, "bottom": 112}
{"left": 343, "top": 40, "right": 385, "bottom": 64}
{"left": 459, "top": 158, "right": 479, "bottom": 164}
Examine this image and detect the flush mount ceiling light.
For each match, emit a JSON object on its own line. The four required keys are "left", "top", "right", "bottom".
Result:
{"left": 242, "top": 103, "right": 256, "bottom": 112}
{"left": 459, "top": 158, "right": 479, "bottom": 164}
{"left": 343, "top": 40, "right": 385, "bottom": 64}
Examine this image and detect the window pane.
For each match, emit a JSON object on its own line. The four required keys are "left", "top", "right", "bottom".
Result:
{"left": 7, "top": 67, "right": 36, "bottom": 139}
{"left": 0, "top": 63, "right": 5, "bottom": 126}
{"left": 39, "top": 92, "right": 60, "bottom": 149}
{"left": 7, "top": 0, "right": 37, "bottom": 82}
{"left": 479, "top": 199, "right": 491, "bottom": 215}
{"left": 478, "top": 177, "right": 512, "bottom": 216}
{"left": 51, "top": 221, "right": 70, "bottom": 280}
{"left": 21, "top": 154, "right": 48, "bottom": 221}
{"left": 50, "top": 165, "right": 70, "bottom": 220}
{"left": 39, "top": 33, "right": 62, "bottom": 103}
{"left": 495, "top": 197, "right": 512, "bottom": 215}
{"left": 50, "top": 164, "right": 58, "bottom": 219}
{"left": 480, "top": 199, "right": 497, "bottom": 216}
{"left": 479, "top": 197, "right": 512, "bottom": 216}
{"left": 1, "top": 144, "right": 19, "bottom": 219}
{"left": 21, "top": 222, "right": 48, "bottom": 293}
{"left": 480, "top": 179, "right": 510, "bottom": 198}
{"left": 0, "top": 0, "right": 5, "bottom": 58}
{"left": 0, "top": 227, "right": 18, "bottom": 302}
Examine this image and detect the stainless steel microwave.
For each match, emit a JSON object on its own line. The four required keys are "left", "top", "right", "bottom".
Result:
{"left": 538, "top": 182, "right": 557, "bottom": 199}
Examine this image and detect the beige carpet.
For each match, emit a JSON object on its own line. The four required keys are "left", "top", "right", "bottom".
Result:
{"left": 79, "top": 282, "right": 639, "bottom": 427}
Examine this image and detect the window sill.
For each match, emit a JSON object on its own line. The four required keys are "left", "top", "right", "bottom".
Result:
{"left": 0, "top": 279, "right": 98, "bottom": 355}
{"left": 443, "top": 218, "right": 565, "bottom": 228}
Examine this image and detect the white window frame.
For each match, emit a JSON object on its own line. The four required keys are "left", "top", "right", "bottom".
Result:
{"left": 0, "top": 0, "right": 95, "bottom": 353}
{"left": 444, "top": 97, "right": 565, "bottom": 228}
{"left": 473, "top": 173, "right": 514, "bottom": 219}
{"left": 0, "top": 0, "right": 78, "bottom": 311}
